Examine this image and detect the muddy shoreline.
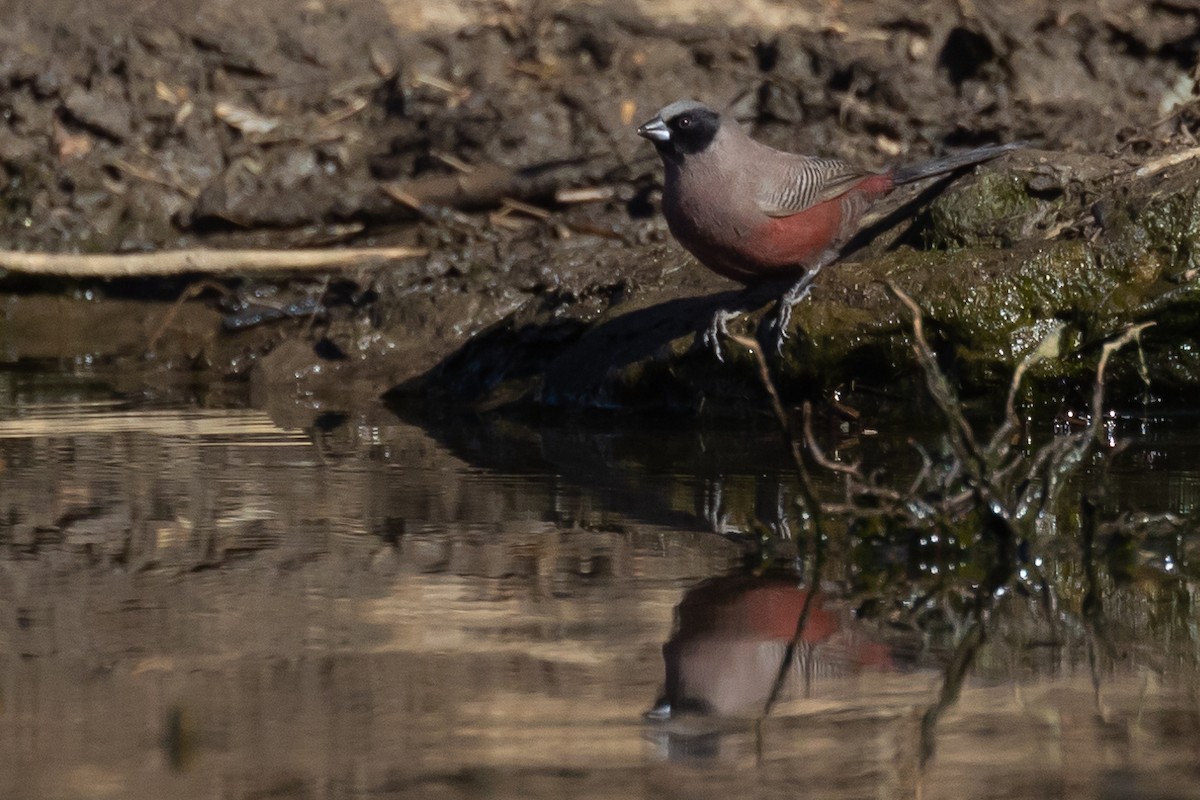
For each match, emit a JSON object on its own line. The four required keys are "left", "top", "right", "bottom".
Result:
{"left": 2, "top": 1, "right": 1200, "bottom": 416}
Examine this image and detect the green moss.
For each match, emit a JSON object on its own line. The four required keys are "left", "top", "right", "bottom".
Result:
{"left": 1107, "top": 184, "right": 1200, "bottom": 278}
{"left": 927, "top": 172, "right": 1046, "bottom": 250}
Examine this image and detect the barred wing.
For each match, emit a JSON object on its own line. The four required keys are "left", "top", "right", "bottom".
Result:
{"left": 757, "top": 157, "right": 872, "bottom": 218}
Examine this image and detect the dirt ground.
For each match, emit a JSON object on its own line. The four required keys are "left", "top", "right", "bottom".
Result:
{"left": 1, "top": 0, "right": 1199, "bottom": 413}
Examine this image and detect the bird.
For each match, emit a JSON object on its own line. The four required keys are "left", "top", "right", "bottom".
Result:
{"left": 636, "top": 99, "right": 1022, "bottom": 358}
{"left": 646, "top": 571, "right": 894, "bottom": 720}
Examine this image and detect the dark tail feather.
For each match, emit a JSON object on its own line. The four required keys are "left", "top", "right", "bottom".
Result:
{"left": 893, "top": 141, "right": 1025, "bottom": 185}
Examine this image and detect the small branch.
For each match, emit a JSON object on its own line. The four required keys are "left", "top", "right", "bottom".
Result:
{"left": 907, "top": 441, "right": 934, "bottom": 497}
{"left": 379, "top": 158, "right": 597, "bottom": 215}
{"left": 1134, "top": 145, "right": 1200, "bottom": 178}
{"left": 802, "top": 401, "right": 862, "bottom": 477}
{"left": 555, "top": 186, "right": 617, "bottom": 204}
{"left": 919, "top": 619, "right": 986, "bottom": 767}
{"left": 987, "top": 322, "right": 1065, "bottom": 458}
{"left": 886, "top": 283, "right": 990, "bottom": 483}
{"left": 0, "top": 247, "right": 427, "bottom": 278}
{"left": 1090, "top": 322, "right": 1154, "bottom": 434}
{"left": 727, "top": 334, "right": 827, "bottom": 536}
{"left": 109, "top": 158, "right": 200, "bottom": 199}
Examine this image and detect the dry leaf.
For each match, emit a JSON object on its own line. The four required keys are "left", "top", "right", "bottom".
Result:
{"left": 214, "top": 101, "right": 280, "bottom": 135}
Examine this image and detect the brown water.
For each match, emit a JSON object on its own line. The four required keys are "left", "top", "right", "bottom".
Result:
{"left": 1, "top": 375, "right": 1198, "bottom": 800}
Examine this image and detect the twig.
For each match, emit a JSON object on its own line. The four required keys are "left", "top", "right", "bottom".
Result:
{"left": 0, "top": 246, "right": 426, "bottom": 278}
{"left": 726, "top": 334, "right": 827, "bottom": 535}
{"left": 378, "top": 159, "right": 596, "bottom": 215}
{"left": 986, "top": 322, "right": 1065, "bottom": 458}
{"left": 109, "top": 158, "right": 200, "bottom": 199}
{"left": 907, "top": 441, "right": 934, "bottom": 497}
{"left": 412, "top": 73, "right": 471, "bottom": 107}
{"left": 0, "top": 408, "right": 292, "bottom": 439}
{"left": 1045, "top": 323, "right": 1155, "bottom": 511}
{"left": 317, "top": 96, "right": 369, "bottom": 127}
{"left": 1090, "top": 323, "right": 1154, "bottom": 432}
{"left": 300, "top": 275, "right": 332, "bottom": 337}
{"left": 500, "top": 197, "right": 553, "bottom": 219}
{"left": 1134, "top": 145, "right": 1200, "bottom": 178}
{"left": 802, "top": 401, "right": 862, "bottom": 476}
{"left": 886, "top": 283, "right": 988, "bottom": 479}
{"left": 555, "top": 186, "right": 617, "bottom": 204}
{"left": 431, "top": 150, "right": 475, "bottom": 174}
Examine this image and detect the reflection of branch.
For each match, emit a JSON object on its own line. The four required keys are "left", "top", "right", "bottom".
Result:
{"left": 727, "top": 334, "right": 827, "bottom": 538}
{"left": 887, "top": 282, "right": 1018, "bottom": 591}
{"left": 726, "top": 335, "right": 828, "bottom": 725}
{"left": 1080, "top": 496, "right": 1112, "bottom": 669}
{"left": 920, "top": 619, "right": 985, "bottom": 767}
{"left": 803, "top": 402, "right": 928, "bottom": 514}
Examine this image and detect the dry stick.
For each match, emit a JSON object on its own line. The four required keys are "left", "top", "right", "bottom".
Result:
{"left": 1134, "top": 145, "right": 1200, "bottom": 178}
{"left": 725, "top": 334, "right": 828, "bottom": 724}
{"left": 0, "top": 407, "right": 291, "bottom": 439}
{"left": 727, "top": 335, "right": 827, "bottom": 527}
{"left": 885, "top": 283, "right": 989, "bottom": 480}
{"left": 0, "top": 247, "right": 427, "bottom": 278}
{"left": 883, "top": 283, "right": 1022, "bottom": 775}
{"left": 555, "top": 186, "right": 616, "bottom": 204}
{"left": 1090, "top": 323, "right": 1154, "bottom": 429}
{"left": 801, "top": 401, "right": 862, "bottom": 477}
{"left": 987, "top": 322, "right": 1065, "bottom": 459}
{"left": 1039, "top": 322, "right": 1155, "bottom": 516}
{"left": 885, "top": 282, "right": 1026, "bottom": 597}
{"left": 906, "top": 441, "right": 935, "bottom": 497}
{"left": 109, "top": 158, "right": 200, "bottom": 199}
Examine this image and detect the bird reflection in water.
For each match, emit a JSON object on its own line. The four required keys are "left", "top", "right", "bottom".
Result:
{"left": 647, "top": 568, "right": 895, "bottom": 748}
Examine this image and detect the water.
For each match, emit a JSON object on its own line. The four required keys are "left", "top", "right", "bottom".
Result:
{"left": 1, "top": 375, "right": 1198, "bottom": 799}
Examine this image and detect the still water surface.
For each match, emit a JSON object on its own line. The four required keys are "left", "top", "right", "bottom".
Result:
{"left": 1, "top": 376, "right": 1198, "bottom": 799}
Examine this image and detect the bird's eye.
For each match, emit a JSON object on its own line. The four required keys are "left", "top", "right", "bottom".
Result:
{"left": 678, "top": 115, "right": 692, "bottom": 128}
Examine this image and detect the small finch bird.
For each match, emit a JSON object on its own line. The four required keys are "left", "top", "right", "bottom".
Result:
{"left": 637, "top": 99, "right": 1021, "bottom": 357}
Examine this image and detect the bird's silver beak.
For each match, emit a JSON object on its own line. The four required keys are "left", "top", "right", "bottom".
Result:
{"left": 637, "top": 116, "right": 670, "bottom": 142}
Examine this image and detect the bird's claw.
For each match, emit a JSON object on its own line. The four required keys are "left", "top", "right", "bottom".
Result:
{"left": 701, "top": 308, "right": 737, "bottom": 362}
{"left": 772, "top": 271, "right": 820, "bottom": 355}
{"left": 773, "top": 303, "right": 794, "bottom": 355}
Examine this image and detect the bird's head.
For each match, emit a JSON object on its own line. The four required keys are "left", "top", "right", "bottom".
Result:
{"left": 637, "top": 100, "right": 721, "bottom": 162}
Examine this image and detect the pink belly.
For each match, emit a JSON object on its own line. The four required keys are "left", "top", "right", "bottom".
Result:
{"left": 684, "top": 173, "right": 895, "bottom": 284}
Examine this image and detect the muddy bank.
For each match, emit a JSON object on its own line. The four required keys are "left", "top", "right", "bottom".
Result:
{"left": 2, "top": 1, "right": 1200, "bottom": 412}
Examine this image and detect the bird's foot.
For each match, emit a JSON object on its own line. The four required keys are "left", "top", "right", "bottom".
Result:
{"left": 772, "top": 271, "right": 820, "bottom": 355}
{"left": 702, "top": 308, "right": 739, "bottom": 362}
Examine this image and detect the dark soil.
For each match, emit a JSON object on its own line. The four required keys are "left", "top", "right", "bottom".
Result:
{"left": 2, "top": 0, "right": 1199, "bottom": 414}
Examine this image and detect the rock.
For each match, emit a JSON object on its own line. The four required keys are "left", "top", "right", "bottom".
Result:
{"left": 62, "top": 85, "right": 133, "bottom": 142}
